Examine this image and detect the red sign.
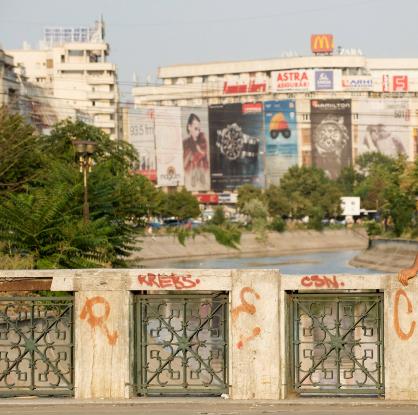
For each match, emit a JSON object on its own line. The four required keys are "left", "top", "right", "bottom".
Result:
{"left": 223, "top": 80, "right": 267, "bottom": 95}
{"left": 383, "top": 74, "right": 409, "bottom": 92}
{"left": 311, "top": 34, "right": 334, "bottom": 54}
{"left": 242, "top": 102, "right": 263, "bottom": 113}
{"left": 130, "top": 169, "right": 157, "bottom": 182}
{"left": 393, "top": 75, "right": 408, "bottom": 92}
{"left": 196, "top": 193, "right": 219, "bottom": 204}
{"left": 271, "top": 70, "right": 311, "bottom": 91}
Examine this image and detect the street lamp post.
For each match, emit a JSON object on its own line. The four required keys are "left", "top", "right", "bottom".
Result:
{"left": 73, "top": 140, "right": 96, "bottom": 224}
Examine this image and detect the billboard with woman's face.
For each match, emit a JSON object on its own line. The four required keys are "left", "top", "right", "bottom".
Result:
{"left": 181, "top": 107, "right": 210, "bottom": 192}
{"left": 310, "top": 99, "right": 352, "bottom": 179}
{"left": 264, "top": 100, "right": 298, "bottom": 186}
{"left": 209, "top": 103, "right": 264, "bottom": 192}
{"left": 357, "top": 99, "right": 411, "bottom": 159}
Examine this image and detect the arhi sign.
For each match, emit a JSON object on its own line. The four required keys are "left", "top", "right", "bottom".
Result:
{"left": 311, "top": 34, "right": 334, "bottom": 54}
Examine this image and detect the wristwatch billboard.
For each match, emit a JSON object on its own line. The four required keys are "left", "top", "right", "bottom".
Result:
{"left": 313, "top": 115, "right": 349, "bottom": 155}
{"left": 216, "top": 123, "right": 259, "bottom": 161}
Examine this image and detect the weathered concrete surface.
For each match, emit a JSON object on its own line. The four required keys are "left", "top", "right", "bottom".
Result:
{"left": 385, "top": 277, "right": 418, "bottom": 400}
{"left": 230, "top": 270, "right": 280, "bottom": 400}
{"left": 134, "top": 229, "right": 368, "bottom": 263}
{"left": 74, "top": 290, "right": 131, "bottom": 399}
{"left": 3, "top": 268, "right": 418, "bottom": 401}
{"left": 1, "top": 400, "right": 418, "bottom": 414}
{"left": 350, "top": 239, "right": 418, "bottom": 273}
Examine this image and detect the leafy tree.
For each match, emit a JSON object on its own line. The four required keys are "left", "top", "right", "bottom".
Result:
{"left": 353, "top": 153, "right": 416, "bottom": 236}
{"left": 265, "top": 185, "right": 291, "bottom": 217}
{"left": 270, "top": 216, "right": 286, "bottom": 233}
{"left": 211, "top": 206, "right": 226, "bottom": 225}
{"left": 241, "top": 199, "right": 269, "bottom": 240}
{"left": 160, "top": 188, "right": 200, "bottom": 221}
{"left": 0, "top": 179, "right": 114, "bottom": 268}
{"left": 237, "top": 184, "right": 264, "bottom": 210}
{"left": 336, "top": 166, "right": 364, "bottom": 195}
{"left": 0, "top": 108, "right": 44, "bottom": 193}
{"left": 279, "top": 166, "right": 342, "bottom": 219}
{"left": 0, "top": 116, "right": 165, "bottom": 268}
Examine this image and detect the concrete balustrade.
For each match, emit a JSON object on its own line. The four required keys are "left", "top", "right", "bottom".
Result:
{"left": 0, "top": 269, "right": 417, "bottom": 400}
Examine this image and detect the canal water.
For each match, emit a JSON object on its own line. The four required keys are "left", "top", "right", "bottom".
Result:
{"left": 157, "top": 250, "right": 380, "bottom": 274}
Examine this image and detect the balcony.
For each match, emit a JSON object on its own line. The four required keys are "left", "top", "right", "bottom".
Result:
{"left": 57, "top": 62, "right": 116, "bottom": 72}
{"left": 87, "top": 76, "right": 116, "bottom": 85}
{"left": 87, "top": 91, "right": 115, "bottom": 100}
{"left": 94, "top": 119, "right": 116, "bottom": 129}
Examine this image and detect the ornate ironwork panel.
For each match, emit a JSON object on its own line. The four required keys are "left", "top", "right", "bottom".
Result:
{"left": 0, "top": 296, "right": 73, "bottom": 396}
{"left": 135, "top": 293, "right": 228, "bottom": 395}
{"left": 291, "top": 293, "right": 384, "bottom": 395}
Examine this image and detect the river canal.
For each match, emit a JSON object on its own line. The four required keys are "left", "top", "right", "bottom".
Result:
{"left": 155, "top": 249, "right": 380, "bottom": 274}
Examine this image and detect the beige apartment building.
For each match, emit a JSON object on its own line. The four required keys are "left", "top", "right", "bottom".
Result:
{"left": 0, "top": 48, "right": 19, "bottom": 109}
{"left": 7, "top": 19, "right": 119, "bottom": 139}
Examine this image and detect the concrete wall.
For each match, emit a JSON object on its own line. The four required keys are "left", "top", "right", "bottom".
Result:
{"left": 1, "top": 268, "right": 417, "bottom": 400}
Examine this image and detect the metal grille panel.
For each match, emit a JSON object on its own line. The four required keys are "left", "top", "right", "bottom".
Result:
{"left": 135, "top": 293, "right": 228, "bottom": 395}
{"left": 0, "top": 296, "right": 73, "bottom": 396}
{"left": 291, "top": 293, "right": 384, "bottom": 395}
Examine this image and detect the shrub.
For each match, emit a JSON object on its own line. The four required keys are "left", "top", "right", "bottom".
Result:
{"left": 270, "top": 216, "right": 286, "bottom": 233}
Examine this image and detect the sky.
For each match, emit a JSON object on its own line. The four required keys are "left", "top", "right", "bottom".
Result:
{"left": 1, "top": 0, "right": 418, "bottom": 101}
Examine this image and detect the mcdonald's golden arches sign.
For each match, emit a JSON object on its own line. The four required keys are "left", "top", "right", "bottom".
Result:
{"left": 311, "top": 34, "right": 334, "bottom": 54}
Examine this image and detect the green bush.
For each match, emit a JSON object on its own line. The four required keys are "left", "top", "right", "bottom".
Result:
{"left": 365, "top": 221, "right": 382, "bottom": 236}
{"left": 211, "top": 206, "right": 226, "bottom": 225}
{"left": 270, "top": 216, "right": 286, "bottom": 233}
{"left": 307, "top": 207, "right": 324, "bottom": 231}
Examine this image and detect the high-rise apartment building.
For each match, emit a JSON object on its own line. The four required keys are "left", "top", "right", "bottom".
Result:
{"left": 7, "top": 19, "right": 119, "bottom": 139}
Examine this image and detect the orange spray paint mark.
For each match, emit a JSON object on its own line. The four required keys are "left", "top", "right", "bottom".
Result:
{"left": 80, "top": 296, "right": 119, "bottom": 346}
{"left": 232, "top": 287, "right": 262, "bottom": 349}
{"left": 394, "top": 288, "right": 416, "bottom": 341}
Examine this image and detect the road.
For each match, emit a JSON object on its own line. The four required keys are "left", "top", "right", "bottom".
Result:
{"left": 1, "top": 401, "right": 418, "bottom": 415}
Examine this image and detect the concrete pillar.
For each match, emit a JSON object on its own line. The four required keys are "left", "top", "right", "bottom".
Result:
{"left": 385, "top": 277, "right": 418, "bottom": 400}
{"left": 74, "top": 290, "right": 131, "bottom": 399}
{"left": 230, "top": 270, "right": 280, "bottom": 399}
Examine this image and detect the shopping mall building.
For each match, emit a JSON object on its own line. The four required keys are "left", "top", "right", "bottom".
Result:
{"left": 129, "top": 36, "right": 418, "bottom": 201}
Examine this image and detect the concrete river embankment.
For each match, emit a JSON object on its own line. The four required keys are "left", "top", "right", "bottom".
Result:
{"left": 133, "top": 228, "right": 369, "bottom": 264}
{"left": 350, "top": 238, "right": 418, "bottom": 272}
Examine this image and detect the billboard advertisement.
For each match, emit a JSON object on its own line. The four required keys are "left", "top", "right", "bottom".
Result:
{"left": 315, "top": 70, "right": 334, "bottom": 90}
{"left": 209, "top": 103, "right": 264, "bottom": 192}
{"left": 310, "top": 99, "right": 352, "bottom": 179}
{"left": 382, "top": 74, "right": 409, "bottom": 92}
{"left": 271, "top": 70, "right": 313, "bottom": 92}
{"left": 311, "top": 34, "right": 334, "bottom": 54}
{"left": 180, "top": 107, "right": 210, "bottom": 192}
{"left": 154, "top": 106, "right": 184, "bottom": 187}
{"left": 341, "top": 76, "right": 373, "bottom": 91}
{"left": 128, "top": 108, "right": 157, "bottom": 181}
{"left": 264, "top": 100, "right": 298, "bottom": 186}
{"left": 358, "top": 99, "right": 411, "bottom": 159}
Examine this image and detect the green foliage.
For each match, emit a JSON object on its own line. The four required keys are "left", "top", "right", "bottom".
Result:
{"left": 210, "top": 206, "right": 226, "bottom": 225}
{"left": 0, "top": 108, "right": 44, "bottom": 193}
{"left": 240, "top": 199, "right": 269, "bottom": 241}
{"left": 265, "top": 185, "right": 291, "bottom": 217}
{"left": 0, "top": 115, "right": 163, "bottom": 269}
{"left": 270, "top": 216, "right": 286, "bottom": 233}
{"left": 160, "top": 188, "right": 200, "bottom": 220}
{"left": 237, "top": 184, "right": 264, "bottom": 210}
{"left": 365, "top": 221, "right": 382, "bottom": 237}
{"left": 202, "top": 224, "right": 241, "bottom": 249}
{"left": 279, "top": 166, "right": 342, "bottom": 218}
{"left": 336, "top": 166, "right": 364, "bottom": 195}
{"left": 353, "top": 153, "right": 416, "bottom": 237}
{"left": 307, "top": 207, "right": 324, "bottom": 231}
